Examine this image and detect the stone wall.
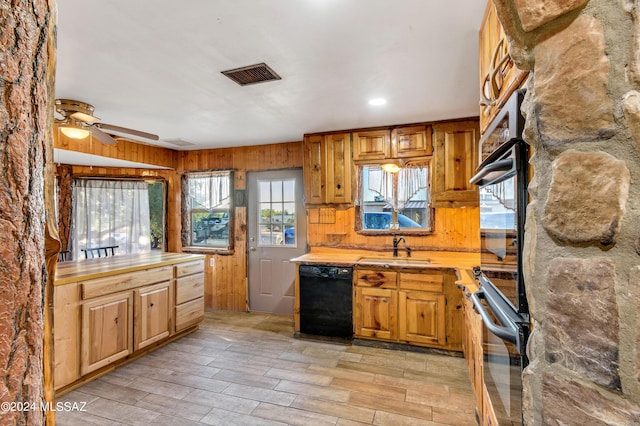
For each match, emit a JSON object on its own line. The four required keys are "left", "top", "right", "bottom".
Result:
{"left": 0, "top": 0, "right": 54, "bottom": 425}
{"left": 493, "top": 0, "right": 640, "bottom": 424}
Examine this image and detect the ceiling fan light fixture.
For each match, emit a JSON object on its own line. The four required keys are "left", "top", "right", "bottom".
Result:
{"left": 59, "top": 125, "right": 90, "bottom": 139}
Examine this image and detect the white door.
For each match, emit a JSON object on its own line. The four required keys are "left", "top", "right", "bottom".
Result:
{"left": 247, "top": 169, "right": 307, "bottom": 314}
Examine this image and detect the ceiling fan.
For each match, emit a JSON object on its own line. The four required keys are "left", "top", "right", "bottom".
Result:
{"left": 54, "top": 99, "right": 159, "bottom": 145}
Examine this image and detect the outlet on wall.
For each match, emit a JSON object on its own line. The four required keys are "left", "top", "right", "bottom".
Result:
{"left": 209, "top": 258, "right": 215, "bottom": 268}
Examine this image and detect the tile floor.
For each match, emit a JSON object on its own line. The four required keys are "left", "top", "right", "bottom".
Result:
{"left": 56, "top": 310, "right": 477, "bottom": 425}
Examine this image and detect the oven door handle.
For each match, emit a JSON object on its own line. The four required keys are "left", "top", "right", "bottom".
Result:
{"left": 470, "top": 158, "right": 514, "bottom": 186}
{"left": 471, "top": 290, "right": 518, "bottom": 344}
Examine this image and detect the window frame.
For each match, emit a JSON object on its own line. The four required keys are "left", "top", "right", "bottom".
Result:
{"left": 181, "top": 170, "right": 235, "bottom": 253}
{"left": 355, "top": 161, "right": 435, "bottom": 236}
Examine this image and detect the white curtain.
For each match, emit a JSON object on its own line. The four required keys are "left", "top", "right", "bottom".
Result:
{"left": 188, "top": 172, "right": 231, "bottom": 210}
{"left": 368, "top": 165, "right": 429, "bottom": 211}
{"left": 70, "top": 179, "right": 151, "bottom": 260}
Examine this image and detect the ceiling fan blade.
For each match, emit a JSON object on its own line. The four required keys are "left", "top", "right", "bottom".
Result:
{"left": 70, "top": 111, "right": 100, "bottom": 123}
{"left": 95, "top": 123, "right": 159, "bottom": 141}
{"left": 90, "top": 127, "right": 117, "bottom": 145}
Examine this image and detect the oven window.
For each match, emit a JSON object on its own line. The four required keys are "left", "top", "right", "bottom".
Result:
{"left": 480, "top": 177, "right": 517, "bottom": 267}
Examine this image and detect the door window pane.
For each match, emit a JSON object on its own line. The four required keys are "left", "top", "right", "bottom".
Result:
{"left": 257, "top": 178, "right": 297, "bottom": 247}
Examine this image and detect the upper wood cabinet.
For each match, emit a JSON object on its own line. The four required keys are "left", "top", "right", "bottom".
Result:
{"left": 303, "top": 133, "right": 353, "bottom": 206}
{"left": 352, "top": 125, "right": 432, "bottom": 162}
{"left": 325, "top": 133, "right": 352, "bottom": 204}
{"left": 479, "top": 0, "right": 528, "bottom": 134}
{"left": 432, "top": 120, "right": 480, "bottom": 208}
{"left": 392, "top": 125, "right": 432, "bottom": 158}
{"left": 303, "top": 134, "right": 325, "bottom": 205}
{"left": 352, "top": 129, "right": 390, "bottom": 161}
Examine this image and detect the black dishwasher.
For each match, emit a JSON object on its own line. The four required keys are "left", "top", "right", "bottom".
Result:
{"left": 299, "top": 265, "right": 353, "bottom": 339}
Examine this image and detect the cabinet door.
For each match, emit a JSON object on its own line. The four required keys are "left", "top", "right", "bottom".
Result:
{"left": 479, "top": 1, "right": 528, "bottom": 133}
{"left": 303, "top": 134, "right": 325, "bottom": 204}
{"left": 135, "top": 281, "right": 171, "bottom": 350}
{"left": 354, "top": 287, "right": 397, "bottom": 340}
{"left": 398, "top": 291, "right": 446, "bottom": 346}
{"left": 81, "top": 291, "right": 133, "bottom": 375}
{"left": 325, "top": 133, "right": 352, "bottom": 204}
{"left": 432, "top": 121, "right": 479, "bottom": 208}
{"left": 352, "top": 129, "right": 390, "bottom": 161}
{"left": 392, "top": 125, "right": 432, "bottom": 158}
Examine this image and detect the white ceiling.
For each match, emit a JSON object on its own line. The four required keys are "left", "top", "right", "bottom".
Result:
{"left": 55, "top": 0, "right": 486, "bottom": 154}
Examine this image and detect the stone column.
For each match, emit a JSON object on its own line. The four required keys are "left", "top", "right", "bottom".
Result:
{"left": 492, "top": 0, "right": 640, "bottom": 424}
{"left": 0, "top": 1, "right": 55, "bottom": 425}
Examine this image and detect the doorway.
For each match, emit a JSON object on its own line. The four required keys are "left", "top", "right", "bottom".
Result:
{"left": 247, "top": 169, "right": 307, "bottom": 314}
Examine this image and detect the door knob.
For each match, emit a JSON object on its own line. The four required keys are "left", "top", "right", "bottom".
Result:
{"left": 249, "top": 247, "right": 256, "bottom": 252}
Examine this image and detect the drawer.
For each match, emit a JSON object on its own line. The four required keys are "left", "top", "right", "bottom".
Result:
{"left": 81, "top": 266, "right": 173, "bottom": 300}
{"left": 399, "top": 272, "right": 443, "bottom": 293}
{"left": 175, "top": 297, "right": 205, "bottom": 332}
{"left": 355, "top": 269, "right": 397, "bottom": 289}
{"left": 175, "top": 273, "right": 204, "bottom": 305}
{"left": 176, "top": 260, "right": 205, "bottom": 278}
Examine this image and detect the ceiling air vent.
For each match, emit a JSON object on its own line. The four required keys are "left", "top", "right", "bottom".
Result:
{"left": 221, "top": 63, "right": 281, "bottom": 86}
{"left": 163, "top": 138, "right": 196, "bottom": 147}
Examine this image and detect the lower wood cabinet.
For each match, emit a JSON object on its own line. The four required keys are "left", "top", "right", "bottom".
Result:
{"left": 176, "top": 297, "right": 205, "bottom": 332}
{"left": 134, "top": 281, "right": 171, "bottom": 350}
{"left": 398, "top": 291, "right": 446, "bottom": 346}
{"left": 354, "top": 267, "right": 462, "bottom": 351}
{"left": 81, "top": 291, "right": 133, "bottom": 376}
{"left": 354, "top": 287, "right": 397, "bottom": 340}
{"left": 54, "top": 256, "right": 205, "bottom": 392}
{"left": 175, "top": 260, "right": 205, "bottom": 332}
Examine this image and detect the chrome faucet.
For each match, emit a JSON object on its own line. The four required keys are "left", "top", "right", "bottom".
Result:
{"left": 392, "top": 234, "right": 411, "bottom": 257}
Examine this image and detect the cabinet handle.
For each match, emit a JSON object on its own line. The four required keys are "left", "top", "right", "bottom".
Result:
{"left": 150, "top": 303, "right": 154, "bottom": 308}
{"left": 114, "top": 316, "right": 118, "bottom": 324}
{"left": 336, "top": 183, "right": 342, "bottom": 189}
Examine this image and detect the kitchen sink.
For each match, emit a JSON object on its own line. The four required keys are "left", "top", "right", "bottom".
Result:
{"left": 356, "top": 256, "right": 431, "bottom": 268}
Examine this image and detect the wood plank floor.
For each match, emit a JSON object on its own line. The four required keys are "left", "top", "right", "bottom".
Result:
{"left": 56, "top": 310, "right": 477, "bottom": 425}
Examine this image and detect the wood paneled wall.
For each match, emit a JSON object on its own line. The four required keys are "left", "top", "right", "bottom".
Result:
{"left": 56, "top": 137, "right": 478, "bottom": 313}
{"left": 55, "top": 132, "right": 178, "bottom": 169}
{"left": 179, "top": 142, "right": 303, "bottom": 311}
{"left": 307, "top": 206, "right": 480, "bottom": 252}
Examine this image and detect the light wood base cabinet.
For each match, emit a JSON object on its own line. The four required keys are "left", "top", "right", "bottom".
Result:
{"left": 134, "top": 281, "right": 171, "bottom": 350}
{"left": 54, "top": 255, "right": 205, "bottom": 392}
{"left": 81, "top": 291, "right": 134, "bottom": 376}
{"left": 175, "top": 260, "right": 205, "bottom": 332}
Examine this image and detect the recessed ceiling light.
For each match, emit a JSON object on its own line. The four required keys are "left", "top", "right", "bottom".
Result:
{"left": 369, "top": 98, "right": 387, "bottom": 106}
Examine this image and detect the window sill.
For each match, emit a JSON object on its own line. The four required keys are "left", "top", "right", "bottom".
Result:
{"left": 357, "top": 229, "right": 434, "bottom": 237}
{"left": 182, "top": 246, "right": 234, "bottom": 256}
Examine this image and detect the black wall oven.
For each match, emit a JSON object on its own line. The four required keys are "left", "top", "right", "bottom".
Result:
{"left": 470, "top": 90, "right": 529, "bottom": 425}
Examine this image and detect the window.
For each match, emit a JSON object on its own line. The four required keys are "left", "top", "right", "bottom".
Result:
{"left": 358, "top": 164, "right": 432, "bottom": 233}
{"left": 69, "top": 179, "right": 161, "bottom": 260}
{"left": 183, "top": 171, "right": 233, "bottom": 249}
{"left": 257, "top": 178, "right": 297, "bottom": 246}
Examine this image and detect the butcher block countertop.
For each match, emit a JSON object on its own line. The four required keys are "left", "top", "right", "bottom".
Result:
{"left": 55, "top": 252, "right": 205, "bottom": 286}
{"left": 290, "top": 248, "right": 480, "bottom": 292}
